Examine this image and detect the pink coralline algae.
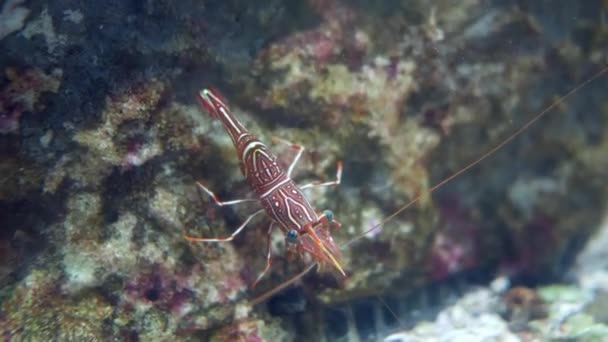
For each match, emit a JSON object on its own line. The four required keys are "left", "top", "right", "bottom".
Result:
{"left": 254, "top": 1, "right": 370, "bottom": 113}
{"left": 428, "top": 198, "right": 480, "bottom": 280}
{"left": 0, "top": 67, "right": 62, "bottom": 134}
{"left": 123, "top": 265, "right": 195, "bottom": 317}
{"left": 259, "top": 0, "right": 356, "bottom": 65}
{"left": 67, "top": 79, "right": 164, "bottom": 186}
{"left": 252, "top": 0, "right": 442, "bottom": 205}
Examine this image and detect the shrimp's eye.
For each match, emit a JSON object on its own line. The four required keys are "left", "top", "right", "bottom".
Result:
{"left": 323, "top": 210, "right": 334, "bottom": 222}
{"left": 286, "top": 229, "right": 299, "bottom": 244}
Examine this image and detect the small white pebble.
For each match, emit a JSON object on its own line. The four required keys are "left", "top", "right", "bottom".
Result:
{"left": 490, "top": 276, "right": 510, "bottom": 294}
{"left": 40, "top": 129, "right": 53, "bottom": 147}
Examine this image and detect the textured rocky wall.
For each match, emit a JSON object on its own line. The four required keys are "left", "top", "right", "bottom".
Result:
{"left": 1, "top": 0, "right": 607, "bottom": 340}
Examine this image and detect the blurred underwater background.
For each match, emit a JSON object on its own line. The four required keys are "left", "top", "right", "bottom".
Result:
{"left": 1, "top": 0, "right": 608, "bottom": 341}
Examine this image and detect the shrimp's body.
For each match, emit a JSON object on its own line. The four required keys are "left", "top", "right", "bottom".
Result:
{"left": 186, "top": 88, "right": 344, "bottom": 286}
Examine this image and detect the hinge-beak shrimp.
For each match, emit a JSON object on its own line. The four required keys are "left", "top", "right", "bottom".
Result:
{"left": 185, "top": 88, "right": 345, "bottom": 287}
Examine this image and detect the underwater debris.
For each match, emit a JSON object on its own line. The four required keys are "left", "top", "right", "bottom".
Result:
{"left": 381, "top": 275, "right": 608, "bottom": 341}
{"left": 502, "top": 286, "right": 547, "bottom": 331}
{"left": 381, "top": 280, "right": 518, "bottom": 341}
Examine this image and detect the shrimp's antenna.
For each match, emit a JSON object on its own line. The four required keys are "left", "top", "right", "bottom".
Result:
{"left": 343, "top": 65, "right": 608, "bottom": 248}
{"left": 250, "top": 263, "right": 317, "bottom": 307}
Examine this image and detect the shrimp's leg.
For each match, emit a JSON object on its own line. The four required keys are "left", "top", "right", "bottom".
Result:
{"left": 272, "top": 137, "right": 342, "bottom": 188}
{"left": 196, "top": 181, "right": 256, "bottom": 206}
{"left": 299, "top": 161, "right": 342, "bottom": 190}
{"left": 271, "top": 136, "right": 305, "bottom": 177}
{"left": 185, "top": 209, "right": 264, "bottom": 242}
{"left": 252, "top": 222, "right": 276, "bottom": 288}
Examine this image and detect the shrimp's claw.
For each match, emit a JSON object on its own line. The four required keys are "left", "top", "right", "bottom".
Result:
{"left": 302, "top": 224, "right": 346, "bottom": 277}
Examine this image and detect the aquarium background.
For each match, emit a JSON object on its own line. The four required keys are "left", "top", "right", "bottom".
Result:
{"left": 1, "top": 0, "right": 608, "bottom": 341}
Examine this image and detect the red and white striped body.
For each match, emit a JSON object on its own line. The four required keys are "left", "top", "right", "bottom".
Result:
{"left": 198, "top": 89, "right": 319, "bottom": 234}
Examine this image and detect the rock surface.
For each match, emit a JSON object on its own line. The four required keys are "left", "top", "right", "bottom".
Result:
{"left": 1, "top": 0, "right": 607, "bottom": 340}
